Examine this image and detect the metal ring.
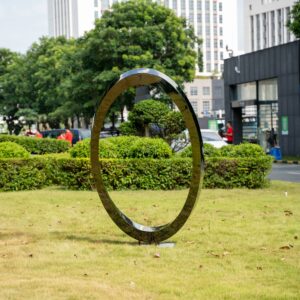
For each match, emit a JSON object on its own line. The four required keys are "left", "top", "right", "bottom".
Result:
{"left": 91, "top": 68, "right": 204, "bottom": 243}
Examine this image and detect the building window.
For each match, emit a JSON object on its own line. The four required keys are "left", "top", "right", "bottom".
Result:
{"left": 277, "top": 9, "right": 282, "bottom": 44}
{"left": 220, "top": 51, "right": 223, "bottom": 60}
{"left": 251, "top": 15, "right": 254, "bottom": 51}
{"left": 219, "top": 39, "right": 223, "bottom": 48}
{"left": 214, "top": 26, "right": 218, "bottom": 36}
{"left": 213, "top": 2, "right": 217, "bottom": 11}
{"left": 197, "top": 13, "right": 202, "bottom": 22}
{"left": 256, "top": 14, "right": 260, "bottom": 50}
{"left": 259, "top": 78, "right": 278, "bottom": 101}
{"left": 262, "top": 13, "right": 267, "bottom": 48}
{"left": 219, "top": 2, "right": 222, "bottom": 11}
{"left": 94, "top": 11, "right": 99, "bottom": 19}
{"left": 219, "top": 27, "right": 223, "bottom": 36}
{"left": 235, "top": 82, "right": 256, "bottom": 101}
{"left": 206, "top": 26, "right": 211, "bottom": 35}
{"left": 214, "top": 50, "right": 218, "bottom": 60}
{"left": 213, "top": 14, "right": 217, "bottom": 24}
{"left": 219, "top": 15, "right": 223, "bottom": 24}
{"left": 214, "top": 86, "right": 223, "bottom": 97}
{"left": 198, "top": 25, "right": 203, "bottom": 36}
{"left": 164, "top": 0, "right": 169, "bottom": 7}
{"left": 271, "top": 11, "right": 275, "bottom": 46}
{"left": 206, "top": 38, "right": 211, "bottom": 48}
{"left": 205, "top": 13, "right": 210, "bottom": 23}
{"left": 203, "top": 86, "right": 211, "bottom": 95}
{"left": 102, "top": 0, "right": 110, "bottom": 10}
{"left": 214, "top": 38, "right": 218, "bottom": 48}
{"left": 203, "top": 101, "right": 210, "bottom": 115}
{"left": 214, "top": 63, "right": 218, "bottom": 72}
{"left": 181, "top": 0, "right": 186, "bottom": 9}
{"left": 197, "top": 0, "right": 202, "bottom": 10}
{"left": 173, "top": 0, "right": 177, "bottom": 10}
{"left": 205, "top": 0, "right": 210, "bottom": 11}
{"left": 191, "top": 101, "right": 198, "bottom": 114}
{"left": 190, "top": 86, "right": 198, "bottom": 96}
{"left": 189, "top": 0, "right": 194, "bottom": 11}
{"left": 94, "top": 0, "right": 98, "bottom": 7}
{"left": 206, "top": 63, "right": 211, "bottom": 72}
{"left": 206, "top": 51, "right": 211, "bottom": 60}
{"left": 286, "top": 7, "right": 291, "bottom": 41}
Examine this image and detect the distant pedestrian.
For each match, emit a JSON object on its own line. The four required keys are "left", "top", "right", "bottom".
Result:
{"left": 57, "top": 132, "right": 66, "bottom": 141}
{"left": 65, "top": 129, "right": 73, "bottom": 144}
{"left": 225, "top": 121, "right": 233, "bottom": 144}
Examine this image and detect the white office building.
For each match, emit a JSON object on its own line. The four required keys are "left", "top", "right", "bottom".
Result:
{"left": 48, "top": 0, "right": 94, "bottom": 38}
{"left": 242, "top": 0, "right": 296, "bottom": 53}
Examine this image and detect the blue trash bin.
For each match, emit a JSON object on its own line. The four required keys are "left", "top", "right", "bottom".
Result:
{"left": 270, "top": 147, "right": 282, "bottom": 160}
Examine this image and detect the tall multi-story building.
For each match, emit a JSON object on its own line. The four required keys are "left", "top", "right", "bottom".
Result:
{"left": 48, "top": 0, "right": 94, "bottom": 38}
{"left": 242, "top": 0, "right": 296, "bottom": 53}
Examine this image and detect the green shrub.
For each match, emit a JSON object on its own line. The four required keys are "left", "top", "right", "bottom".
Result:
{"left": 70, "top": 136, "right": 172, "bottom": 159}
{"left": 0, "top": 154, "right": 272, "bottom": 191}
{"left": 177, "top": 145, "right": 192, "bottom": 158}
{"left": 0, "top": 135, "right": 70, "bottom": 154}
{"left": 127, "top": 137, "right": 172, "bottom": 158}
{"left": 118, "top": 122, "right": 137, "bottom": 136}
{"left": 0, "top": 142, "right": 30, "bottom": 159}
{"left": 203, "top": 156, "right": 273, "bottom": 189}
{"left": 178, "top": 144, "right": 220, "bottom": 158}
{"left": 0, "top": 159, "right": 48, "bottom": 191}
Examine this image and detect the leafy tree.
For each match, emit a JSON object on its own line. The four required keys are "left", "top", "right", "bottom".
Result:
{"left": 127, "top": 99, "right": 169, "bottom": 136}
{"left": 160, "top": 111, "right": 186, "bottom": 147}
{"left": 70, "top": 0, "right": 200, "bottom": 124}
{"left": 0, "top": 37, "right": 77, "bottom": 130}
{"left": 287, "top": 1, "right": 300, "bottom": 38}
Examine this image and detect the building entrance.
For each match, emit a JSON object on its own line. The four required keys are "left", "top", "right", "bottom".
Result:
{"left": 258, "top": 102, "right": 279, "bottom": 152}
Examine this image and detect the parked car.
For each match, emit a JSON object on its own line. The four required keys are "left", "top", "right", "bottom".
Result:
{"left": 41, "top": 128, "right": 91, "bottom": 145}
{"left": 201, "top": 129, "right": 227, "bottom": 148}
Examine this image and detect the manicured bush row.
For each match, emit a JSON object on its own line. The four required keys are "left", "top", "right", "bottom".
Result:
{"left": 0, "top": 155, "right": 272, "bottom": 191}
{"left": 69, "top": 136, "right": 173, "bottom": 159}
{"left": 0, "top": 135, "right": 70, "bottom": 154}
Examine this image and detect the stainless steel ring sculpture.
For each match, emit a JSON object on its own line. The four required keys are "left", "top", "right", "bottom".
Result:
{"left": 91, "top": 68, "right": 204, "bottom": 244}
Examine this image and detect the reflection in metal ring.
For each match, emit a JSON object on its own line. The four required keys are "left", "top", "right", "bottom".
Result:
{"left": 91, "top": 68, "right": 204, "bottom": 244}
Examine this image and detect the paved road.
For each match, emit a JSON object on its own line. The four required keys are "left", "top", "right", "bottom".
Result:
{"left": 269, "top": 163, "right": 300, "bottom": 183}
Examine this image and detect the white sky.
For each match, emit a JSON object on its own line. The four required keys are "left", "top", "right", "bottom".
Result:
{"left": 0, "top": 0, "right": 239, "bottom": 55}
{"left": 0, "top": 0, "right": 48, "bottom": 53}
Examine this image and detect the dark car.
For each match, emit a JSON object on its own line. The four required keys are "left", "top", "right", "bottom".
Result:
{"left": 41, "top": 128, "right": 91, "bottom": 145}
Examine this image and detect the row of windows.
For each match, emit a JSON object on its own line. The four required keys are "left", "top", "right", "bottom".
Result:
{"left": 96, "top": 0, "right": 223, "bottom": 12}
{"left": 190, "top": 86, "right": 211, "bottom": 96}
{"left": 190, "top": 101, "right": 211, "bottom": 115}
{"left": 250, "top": 7, "right": 292, "bottom": 51}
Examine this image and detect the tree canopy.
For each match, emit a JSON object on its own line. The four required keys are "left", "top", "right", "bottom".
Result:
{"left": 0, "top": 0, "right": 201, "bottom": 132}
{"left": 287, "top": 1, "right": 300, "bottom": 38}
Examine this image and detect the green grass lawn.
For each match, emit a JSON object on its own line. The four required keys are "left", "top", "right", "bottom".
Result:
{"left": 0, "top": 182, "right": 299, "bottom": 300}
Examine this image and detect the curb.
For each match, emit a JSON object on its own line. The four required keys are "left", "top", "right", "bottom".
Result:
{"left": 274, "top": 160, "right": 300, "bottom": 165}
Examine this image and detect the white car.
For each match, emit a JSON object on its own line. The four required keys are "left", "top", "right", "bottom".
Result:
{"left": 201, "top": 129, "right": 227, "bottom": 148}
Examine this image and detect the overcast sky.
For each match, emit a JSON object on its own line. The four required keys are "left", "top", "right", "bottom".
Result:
{"left": 0, "top": 0, "right": 238, "bottom": 55}
{"left": 0, "top": 0, "right": 48, "bottom": 53}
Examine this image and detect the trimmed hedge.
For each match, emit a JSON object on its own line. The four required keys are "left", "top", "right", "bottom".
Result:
{"left": 0, "top": 135, "right": 70, "bottom": 154}
{"left": 0, "top": 142, "right": 30, "bottom": 159}
{"left": 69, "top": 136, "right": 172, "bottom": 159}
{"left": 0, "top": 155, "right": 272, "bottom": 191}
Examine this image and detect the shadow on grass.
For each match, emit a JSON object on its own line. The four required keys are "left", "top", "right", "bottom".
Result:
{"left": 50, "top": 231, "right": 138, "bottom": 245}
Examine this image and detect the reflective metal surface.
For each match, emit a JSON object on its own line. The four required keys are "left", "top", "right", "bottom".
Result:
{"left": 91, "top": 68, "right": 204, "bottom": 243}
